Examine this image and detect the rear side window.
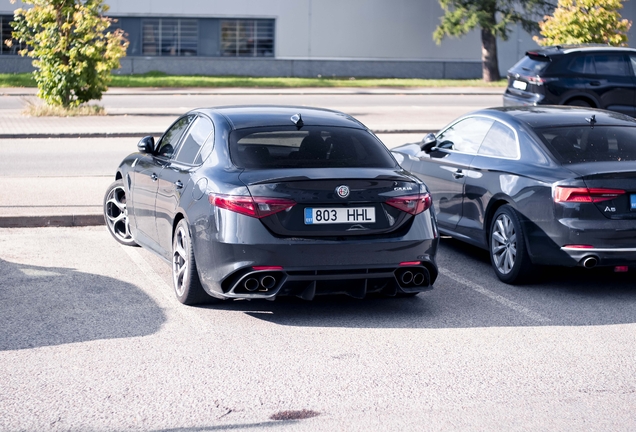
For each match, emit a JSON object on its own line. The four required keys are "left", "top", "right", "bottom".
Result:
{"left": 568, "top": 55, "right": 595, "bottom": 74}
{"left": 534, "top": 126, "right": 636, "bottom": 164}
{"left": 512, "top": 55, "right": 551, "bottom": 75}
{"left": 230, "top": 126, "right": 396, "bottom": 169}
{"left": 592, "top": 54, "right": 629, "bottom": 76}
{"left": 479, "top": 121, "right": 519, "bottom": 159}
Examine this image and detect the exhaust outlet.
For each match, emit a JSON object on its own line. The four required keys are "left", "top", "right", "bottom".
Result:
{"left": 260, "top": 275, "right": 276, "bottom": 290}
{"left": 582, "top": 256, "right": 598, "bottom": 269}
{"left": 401, "top": 271, "right": 414, "bottom": 285}
{"left": 244, "top": 278, "right": 259, "bottom": 291}
{"left": 413, "top": 272, "right": 426, "bottom": 286}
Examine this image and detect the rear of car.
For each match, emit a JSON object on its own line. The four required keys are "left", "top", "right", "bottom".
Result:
{"left": 195, "top": 119, "right": 439, "bottom": 300}
{"left": 531, "top": 121, "right": 636, "bottom": 268}
{"left": 504, "top": 46, "right": 636, "bottom": 116}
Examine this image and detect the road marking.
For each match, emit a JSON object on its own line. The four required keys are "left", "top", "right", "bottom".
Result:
{"left": 439, "top": 268, "right": 551, "bottom": 323}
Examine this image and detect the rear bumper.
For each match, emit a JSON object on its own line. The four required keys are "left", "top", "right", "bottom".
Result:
{"left": 193, "top": 211, "right": 438, "bottom": 300}
{"left": 217, "top": 263, "right": 435, "bottom": 300}
{"left": 524, "top": 217, "right": 636, "bottom": 267}
{"left": 503, "top": 90, "right": 543, "bottom": 106}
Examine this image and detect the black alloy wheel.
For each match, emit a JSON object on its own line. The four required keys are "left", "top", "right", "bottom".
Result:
{"left": 489, "top": 205, "right": 534, "bottom": 284}
{"left": 172, "top": 219, "right": 215, "bottom": 305}
{"left": 103, "top": 179, "right": 137, "bottom": 246}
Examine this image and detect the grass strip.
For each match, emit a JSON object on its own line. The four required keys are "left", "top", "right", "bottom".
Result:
{"left": 0, "top": 72, "right": 506, "bottom": 89}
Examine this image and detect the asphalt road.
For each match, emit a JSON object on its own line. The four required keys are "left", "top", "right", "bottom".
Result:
{"left": 1, "top": 226, "right": 636, "bottom": 431}
{"left": 1, "top": 92, "right": 502, "bottom": 132}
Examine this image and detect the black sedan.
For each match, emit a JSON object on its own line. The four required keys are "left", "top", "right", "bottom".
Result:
{"left": 104, "top": 106, "right": 439, "bottom": 305}
{"left": 392, "top": 106, "right": 636, "bottom": 284}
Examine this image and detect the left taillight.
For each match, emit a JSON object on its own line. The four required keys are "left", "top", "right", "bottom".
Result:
{"left": 209, "top": 194, "right": 296, "bottom": 218}
{"left": 386, "top": 193, "right": 432, "bottom": 215}
{"left": 554, "top": 187, "right": 625, "bottom": 203}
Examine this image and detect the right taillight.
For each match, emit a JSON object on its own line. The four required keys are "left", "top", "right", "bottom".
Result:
{"left": 554, "top": 187, "right": 625, "bottom": 203}
{"left": 386, "top": 193, "right": 432, "bottom": 215}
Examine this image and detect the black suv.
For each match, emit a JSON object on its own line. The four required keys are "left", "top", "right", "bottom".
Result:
{"left": 503, "top": 45, "right": 636, "bottom": 116}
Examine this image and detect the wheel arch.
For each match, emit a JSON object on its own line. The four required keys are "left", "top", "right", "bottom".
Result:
{"left": 561, "top": 94, "right": 598, "bottom": 108}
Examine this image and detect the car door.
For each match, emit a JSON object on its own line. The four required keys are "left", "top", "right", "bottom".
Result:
{"left": 155, "top": 115, "right": 214, "bottom": 256}
{"left": 589, "top": 53, "right": 635, "bottom": 116}
{"left": 131, "top": 115, "right": 195, "bottom": 249}
{"left": 461, "top": 119, "right": 521, "bottom": 247}
{"left": 408, "top": 116, "right": 493, "bottom": 232}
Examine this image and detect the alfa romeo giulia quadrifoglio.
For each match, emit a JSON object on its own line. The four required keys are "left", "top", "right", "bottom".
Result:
{"left": 104, "top": 106, "right": 439, "bottom": 305}
{"left": 392, "top": 106, "right": 636, "bottom": 284}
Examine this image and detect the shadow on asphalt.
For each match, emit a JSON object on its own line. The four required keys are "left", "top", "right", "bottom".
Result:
{"left": 198, "top": 237, "right": 636, "bottom": 329}
{"left": 0, "top": 257, "right": 165, "bottom": 351}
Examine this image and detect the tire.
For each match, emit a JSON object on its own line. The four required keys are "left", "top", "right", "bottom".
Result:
{"left": 172, "top": 219, "right": 214, "bottom": 305}
{"left": 566, "top": 99, "right": 591, "bottom": 107}
{"left": 103, "top": 179, "right": 138, "bottom": 247}
{"left": 489, "top": 205, "right": 535, "bottom": 284}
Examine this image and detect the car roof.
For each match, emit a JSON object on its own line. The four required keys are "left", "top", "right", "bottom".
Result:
{"left": 526, "top": 45, "right": 636, "bottom": 58}
{"left": 193, "top": 105, "right": 368, "bottom": 130}
{"left": 472, "top": 106, "right": 636, "bottom": 129}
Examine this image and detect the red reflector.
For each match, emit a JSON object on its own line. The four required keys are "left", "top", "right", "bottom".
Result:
{"left": 386, "top": 193, "right": 432, "bottom": 215}
{"left": 615, "top": 266, "right": 629, "bottom": 273}
{"left": 564, "top": 245, "right": 594, "bottom": 249}
{"left": 554, "top": 187, "right": 625, "bottom": 203}
{"left": 209, "top": 194, "right": 296, "bottom": 218}
{"left": 400, "top": 261, "right": 421, "bottom": 266}
{"left": 252, "top": 266, "right": 284, "bottom": 271}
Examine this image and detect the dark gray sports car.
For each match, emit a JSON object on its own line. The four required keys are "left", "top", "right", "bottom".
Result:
{"left": 392, "top": 106, "right": 636, "bottom": 284}
{"left": 104, "top": 106, "right": 439, "bottom": 305}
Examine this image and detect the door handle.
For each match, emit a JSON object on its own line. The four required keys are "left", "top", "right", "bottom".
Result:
{"left": 589, "top": 81, "right": 601, "bottom": 86}
{"left": 151, "top": 173, "right": 158, "bottom": 181}
{"left": 453, "top": 169, "right": 465, "bottom": 179}
{"left": 174, "top": 180, "right": 183, "bottom": 189}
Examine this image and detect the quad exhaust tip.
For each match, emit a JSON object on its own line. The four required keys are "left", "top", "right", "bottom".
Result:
{"left": 244, "top": 278, "right": 260, "bottom": 291}
{"left": 395, "top": 267, "right": 430, "bottom": 288}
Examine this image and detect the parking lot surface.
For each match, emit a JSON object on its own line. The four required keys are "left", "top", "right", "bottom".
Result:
{"left": 2, "top": 227, "right": 636, "bottom": 431}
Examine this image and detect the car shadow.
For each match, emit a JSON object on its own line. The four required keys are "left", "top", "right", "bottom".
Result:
{"left": 198, "top": 237, "right": 636, "bottom": 329}
{"left": 0, "top": 257, "right": 165, "bottom": 351}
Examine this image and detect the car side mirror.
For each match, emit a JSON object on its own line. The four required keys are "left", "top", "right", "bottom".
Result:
{"left": 420, "top": 133, "right": 437, "bottom": 153}
{"left": 137, "top": 136, "right": 155, "bottom": 154}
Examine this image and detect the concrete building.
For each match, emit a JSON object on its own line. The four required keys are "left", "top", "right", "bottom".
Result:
{"left": 2, "top": 0, "right": 636, "bottom": 79}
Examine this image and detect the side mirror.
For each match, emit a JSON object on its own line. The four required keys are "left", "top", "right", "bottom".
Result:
{"left": 137, "top": 136, "right": 155, "bottom": 154}
{"left": 420, "top": 133, "right": 437, "bottom": 153}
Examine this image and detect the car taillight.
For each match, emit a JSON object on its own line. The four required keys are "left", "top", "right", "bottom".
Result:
{"left": 386, "top": 193, "right": 432, "bottom": 215}
{"left": 209, "top": 194, "right": 296, "bottom": 218}
{"left": 554, "top": 187, "right": 625, "bottom": 203}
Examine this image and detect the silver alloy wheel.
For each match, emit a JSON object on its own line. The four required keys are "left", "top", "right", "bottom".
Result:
{"left": 172, "top": 225, "right": 189, "bottom": 298}
{"left": 491, "top": 213, "right": 517, "bottom": 275}
{"left": 105, "top": 184, "right": 134, "bottom": 244}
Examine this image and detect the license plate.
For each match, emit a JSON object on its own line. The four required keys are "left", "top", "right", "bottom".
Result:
{"left": 304, "top": 207, "right": 376, "bottom": 224}
{"left": 631, "top": 194, "right": 636, "bottom": 211}
{"left": 512, "top": 80, "right": 527, "bottom": 91}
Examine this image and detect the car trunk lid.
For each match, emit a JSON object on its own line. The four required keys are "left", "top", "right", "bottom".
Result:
{"left": 239, "top": 168, "right": 422, "bottom": 237}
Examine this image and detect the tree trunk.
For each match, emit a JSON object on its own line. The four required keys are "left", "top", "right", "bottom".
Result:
{"left": 481, "top": 27, "right": 500, "bottom": 82}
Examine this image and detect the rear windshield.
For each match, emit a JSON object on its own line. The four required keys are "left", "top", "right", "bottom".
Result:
{"left": 533, "top": 126, "right": 636, "bottom": 164}
{"left": 229, "top": 126, "right": 397, "bottom": 169}
{"left": 511, "top": 55, "right": 551, "bottom": 75}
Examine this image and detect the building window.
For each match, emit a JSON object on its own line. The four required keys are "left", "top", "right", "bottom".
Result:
{"left": 221, "top": 19, "right": 274, "bottom": 57}
{"left": 142, "top": 18, "right": 198, "bottom": 56}
{"left": 1, "top": 15, "right": 24, "bottom": 55}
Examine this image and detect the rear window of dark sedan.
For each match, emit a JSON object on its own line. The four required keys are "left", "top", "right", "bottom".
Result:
{"left": 230, "top": 126, "right": 397, "bottom": 169}
{"left": 534, "top": 126, "right": 636, "bottom": 164}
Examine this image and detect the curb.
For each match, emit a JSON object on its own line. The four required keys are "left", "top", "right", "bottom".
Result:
{"left": 0, "top": 129, "right": 436, "bottom": 140}
{"left": 0, "top": 214, "right": 104, "bottom": 228}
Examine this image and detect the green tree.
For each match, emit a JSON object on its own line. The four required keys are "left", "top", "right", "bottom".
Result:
{"left": 7, "top": 0, "right": 128, "bottom": 108}
{"left": 434, "top": 0, "right": 554, "bottom": 82}
{"left": 534, "top": 0, "right": 631, "bottom": 46}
